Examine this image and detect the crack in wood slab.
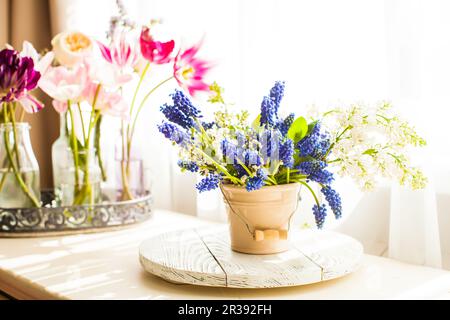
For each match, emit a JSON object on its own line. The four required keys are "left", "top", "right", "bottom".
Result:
{"left": 194, "top": 228, "right": 229, "bottom": 287}
{"left": 293, "top": 246, "right": 325, "bottom": 281}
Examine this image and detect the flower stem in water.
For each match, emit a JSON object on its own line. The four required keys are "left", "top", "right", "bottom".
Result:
{"left": 2, "top": 120, "right": 40, "bottom": 207}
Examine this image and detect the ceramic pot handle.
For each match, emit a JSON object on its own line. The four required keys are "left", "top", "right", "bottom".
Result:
{"left": 254, "top": 229, "right": 288, "bottom": 241}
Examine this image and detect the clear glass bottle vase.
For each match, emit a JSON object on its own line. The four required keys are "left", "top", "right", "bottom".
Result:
{"left": 0, "top": 122, "right": 41, "bottom": 208}
{"left": 113, "top": 130, "right": 145, "bottom": 201}
{"left": 58, "top": 148, "right": 101, "bottom": 206}
{"left": 52, "top": 112, "right": 101, "bottom": 206}
{"left": 52, "top": 112, "right": 70, "bottom": 200}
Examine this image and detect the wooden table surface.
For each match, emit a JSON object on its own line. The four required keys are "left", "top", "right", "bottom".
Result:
{"left": 0, "top": 210, "right": 450, "bottom": 300}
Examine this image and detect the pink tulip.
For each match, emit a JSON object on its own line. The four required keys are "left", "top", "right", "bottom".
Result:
{"left": 140, "top": 26, "right": 175, "bottom": 64}
{"left": 82, "top": 82, "right": 128, "bottom": 119}
{"left": 173, "top": 42, "right": 212, "bottom": 96}
{"left": 39, "top": 64, "right": 89, "bottom": 113}
{"left": 98, "top": 29, "right": 140, "bottom": 70}
{"left": 84, "top": 55, "right": 132, "bottom": 89}
{"left": 52, "top": 100, "right": 68, "bottom": 113}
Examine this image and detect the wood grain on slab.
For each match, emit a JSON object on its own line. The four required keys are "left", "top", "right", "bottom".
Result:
{"left": 139, "top": 227, "right": 363, "bottom": 288}
{"left": 139, "top": 229, "right": 226, "bottom": 287}
{"left": 197, "top": 228, "right": 322, "bottom": 288}
{"left": 292, "top": 231, "right": 364, "bottom": 280}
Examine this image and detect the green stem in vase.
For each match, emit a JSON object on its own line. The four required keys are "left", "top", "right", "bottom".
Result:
{"left": 10, "top": 103, "right": 37, "bottom": 199}
{"left": 74, "top": 85, "right": 102, "bottom": 206}
{"left": 86, "top": 85, "right": 102, "bottom": 147}
{"left": 77, "top": 102, "right": 87, "bottom": 142}
{"left": 122, "top": 75, "right": 173, "bottom": 198}
{"left": 0, "top": 166, "right": 7, "bottom": 191}
{"left": 120, "top": 120, "right": 134, "bottom": 201}
{"left": 10, "top": 102, "right": 36, "bottom": 197}
{"left": 67, "top": 101, "right": 80, "bottom": 197}
{"left": 94, "top": 114, "right": 107, "bottom": 182}
{"left": 9, "top": 104, "right": 22, "bottom": 172}
{"left": 0, "top": 103, "right": 10, "bottom": 192}
{"left": 2, "top": 105, "right": 40, "bottom": 207}
{"left": 11, "top": 104, "right": 40, "bottom": 201}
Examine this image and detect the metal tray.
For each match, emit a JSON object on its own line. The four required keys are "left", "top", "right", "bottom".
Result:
{"left": 0, "top": 190, "right": 152, "bottom": 237}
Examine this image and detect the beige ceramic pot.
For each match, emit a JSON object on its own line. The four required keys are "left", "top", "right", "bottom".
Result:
{"left": 221, "top": 183, "right": 301, "bottom": 255}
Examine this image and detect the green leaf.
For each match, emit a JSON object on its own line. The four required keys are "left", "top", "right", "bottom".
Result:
{"left": 363, "top": 148, "right": 377, "bottom": 155}
{"left": 252, "top": 115, "right": 261, "bottom": 130}
{"left": 288, "top": 116, "right": 308, "bottom": 143}
{"left": 307, "top": 120, "right": 319, "bottom": 134}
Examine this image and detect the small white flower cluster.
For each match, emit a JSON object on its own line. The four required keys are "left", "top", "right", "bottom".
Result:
{"left": 317, "top": 102, "right": 427, "bottom": 191}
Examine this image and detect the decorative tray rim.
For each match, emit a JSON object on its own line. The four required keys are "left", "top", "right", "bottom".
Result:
{"left": 0, "top": 189, "right": 153, "bottom": 237}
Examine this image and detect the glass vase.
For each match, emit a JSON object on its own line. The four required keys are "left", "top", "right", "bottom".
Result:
{"left": 0, "top": 122, "right": 41, "bottom": 208}
{"left": 52, "top": 112, "right": 102, "bottom": 206}
{"left": 113, "top": 130, "right": 145, "bottom": 201}
{"left": 55, "top": 147, "right": 102, "bottom": 206}
{"left": 52, "top": 112, "right": 70, "bottom": 202}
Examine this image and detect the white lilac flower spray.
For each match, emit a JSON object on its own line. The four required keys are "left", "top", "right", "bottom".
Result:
{"left": 314, "top": 102, "right": 427, "bottom": 191}
{"left": 157, "top": 82, "right": 426, "bottom": 229}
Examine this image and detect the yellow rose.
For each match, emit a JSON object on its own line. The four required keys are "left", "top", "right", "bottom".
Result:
{"left": 51, "top": 31, "right": 93, "bottom": 67}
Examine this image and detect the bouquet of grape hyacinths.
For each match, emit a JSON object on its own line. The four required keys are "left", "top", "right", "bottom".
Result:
{"left": 158, "top": 82, "right": 426, "bottom": 228}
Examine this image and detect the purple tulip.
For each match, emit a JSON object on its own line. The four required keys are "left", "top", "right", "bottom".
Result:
{"left": 0, "top": 48, "right": 43, "bottom": 113}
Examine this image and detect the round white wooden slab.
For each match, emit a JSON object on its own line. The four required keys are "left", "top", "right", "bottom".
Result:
{"left": 139, "top": 227, "right": 363, "bottom": 288}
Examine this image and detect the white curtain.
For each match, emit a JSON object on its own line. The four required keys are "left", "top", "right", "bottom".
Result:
{"left": 49, "top": 0, "right": 450, "bottom": 269}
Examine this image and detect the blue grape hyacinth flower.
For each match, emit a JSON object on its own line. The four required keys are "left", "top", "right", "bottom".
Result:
{"left": 297, "top": 122, "right": 321, "bottom": 157}
{"left": 236, "top": 131, "right": 247, "bottom": 148}
{"left": 177, "top": 160, "right": 199, "bottom": 173}
{"left": 276, "top": 113, "right": 295, "bottom": 136}
{"left": 158, "top": 122, "right": 190, "bottom": 146}
{"left": 260, "top": 96, "right": 278, "bottom": 127}
{"left": 260, "top": 81, "right": 286, "bottom": 127}
{"left": 201, "top": 121, "right": 215, "bottom": 130}
{"left": 246, "top": 169, "right": 267, "bottom": 192}
{"left": 196, "top": 174, "right": 221, "bottom": 193}
{"left": 321, "top": 186, "right": 342, "bottom": 219}
{"left": 309, "top": 169, "right": 334, "bottom": 185}
{"left": 312, "top": 204, "right": 327, "bottom": 229}
{"left": 160, "top": 89, "right": 202, "bottom": 129}
{"left": 269, "top": 80, "right": 285, "bottom": 113}
{"left": 297, "top": 160, "right": 333, "bottom": 185}
{"left": 221, "top": 139, "right": 239, "bottom": 164}
{"left": 297, "top": 160, "right": 327, "bottom": 175}
{"left": 259, "top": 129, "right": 281, "bottom": 161}
{"left": 280, "top": 139, "right": 295, "bottom": 168}
{"left": 313, "top": 133, "right": 331, "bottom": 159}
